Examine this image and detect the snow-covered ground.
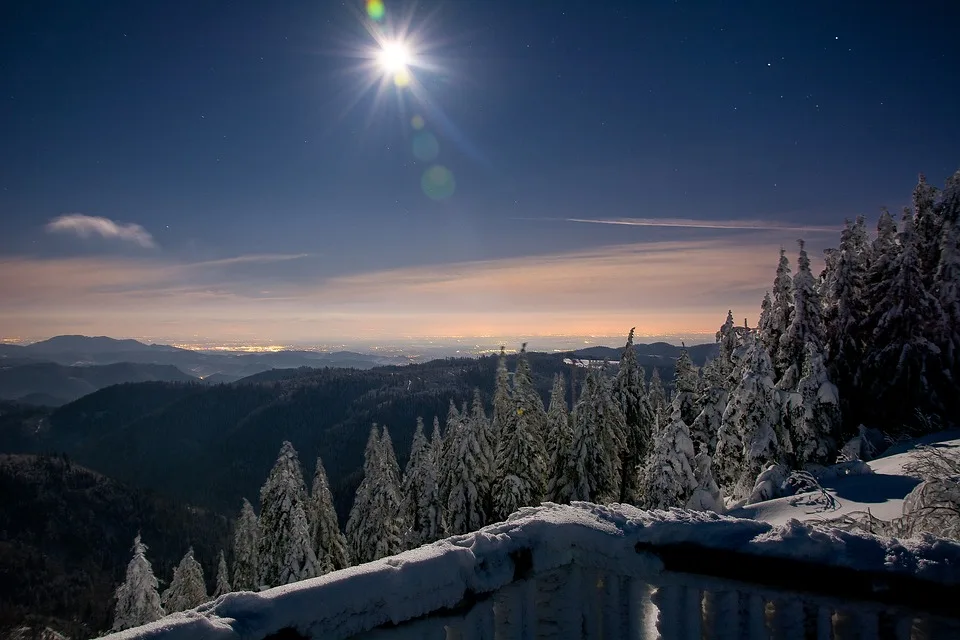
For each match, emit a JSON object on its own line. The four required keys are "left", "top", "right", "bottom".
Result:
{"left": 729, "top": 431, "right": 960, "bottom": 526}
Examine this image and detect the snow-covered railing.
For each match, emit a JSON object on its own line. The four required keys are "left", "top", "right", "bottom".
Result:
{"left": 102, "top": 503, "right": 960, "bottom": 640}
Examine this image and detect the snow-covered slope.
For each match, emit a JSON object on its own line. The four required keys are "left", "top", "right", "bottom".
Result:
{"left": 730, "top": 431, "right": 960, "bottom": 526}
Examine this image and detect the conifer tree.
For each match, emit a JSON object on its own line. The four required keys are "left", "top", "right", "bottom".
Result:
{"left": 309, "top": 455, "right": 351, "bottom": 573}
{"left": 937, "top": 218, "right": 960, "bottom": 372}
{"left": 756, "top": 291, "right": 774, "bottom": 352}
{"left": 439, "top": 400, "right": 464, "bottom": 508}
{"left": 673, "top": 343, "right": 699, "bottom": 426}
{"left": 346, "top": 427, "right": 381, "bottom": 564}
{"left": 714, "top": 310, "right": 740, "bottom": 385}
{"left": 612, "top": 329, "right": 656, "bottom": 504}
{"left": 859, "top": 210, "right": 946, "bottom": 428}
{"left": 690, "top": 363, "right": 727, "bottom": 456}
{"left": 429, "top": 416, "right": 448, "bottom": 537}
{"left": 367, "top": 426, "right": 406, "bottom": 559}
{"left": 555, "top": 368, "right": 624, "bottom": 504}
{"left": 647, "top": 367, "right": 667, "bottom": 423}
{"left": 257, "top": 441, "right": 318, "bottom": 587}
{"left": 544, "top": 373, "right": 573, "bottom": 502}
{"left": 112, "top": 534, "right": 163, "bottom": 631}
{"left": 764, "top": 249, "right": 794, "bottom": 375}
{"left": 490, "top": 346, "right": 514, "bottom": 464}
{"left": 446, "top": 397, "right": 491, "bottom": 534}
{"left": 469, "top": 389, "right": 496, "bottom": 522}
{"left": 641, "top": 407, "right": 698, "bottom": 510}
{"left": 777, "top": 240, "right": 825, "bottom": 389}
{"left": 789, "top": 344, "right": 841, "bottom": 466}
{"left": 913, "top": 174, "right": 943, "bottom": 287}
{"left": 715, "top": 335, "right": 786, "bottom": 498}
{"left": 231, "top": 498, "right": 258, "bottom": 591}
{"left": 824, "top": 216, "right": 869, "bottom": 428}
{"left": 861, "top": 209, "right": 899, "bottom": 343}
{"left": 493, "top": 345, "right": 547, "bottom": 519}
{"left": 161, "top": 548, "right": 207, "bottom": 613}
{"left": 686, "top": 445, "right": 723, "bottom": 513}
{"left": 401, "top": 418, "right": 445, "bottom": 546}
{"left": 212, "top": 550, "right": 231, "bottom": 599}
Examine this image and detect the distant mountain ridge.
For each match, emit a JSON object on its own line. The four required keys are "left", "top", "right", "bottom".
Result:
{"left": 0, "top": 362, "right": 197, "bottom": 406}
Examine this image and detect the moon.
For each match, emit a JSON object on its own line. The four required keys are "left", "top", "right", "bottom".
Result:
{"left": 378, "top": 41, "right": 411, "bottom": 73}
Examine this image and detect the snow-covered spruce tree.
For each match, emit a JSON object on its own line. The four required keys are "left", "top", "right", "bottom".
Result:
{"left": 913, "top": 173, "right": 943, "bottom": 288}
{"left": 438, "top": 400, "right": 465, "bottom": 509}
{"left": 555, "top": 367, "right": 624, "bottom": 504}
{"left": 686, "top": 444, "right": 723, "bottom": 513}
{"left": 641, "top": 407, "right": 698, "bottom": 510}
{"left": 429, "top": 416, "right": 448, "bottom": 537}
{"left": 367, "top": 426, "right": 407, "bottom": 560}
{"left": 469, "top": 388, "right": 497, "bottom": 523}
{"left": 231, "top": 498, "right": 258, "bottom": 591}
{"left": 690, "top": 362, "right": 727, "bottom": 456}
{"left": 401, "top": 417, "right": 445, "bottom": 546}
{"left": 756, "top": 291, "right": 774, "bottom": 352}
{"left": 212, "top": 550, "right": 231, "bottom": 599}
{"left": 493, "top": 345, "right": 547, "bottom": 520}
{"left": 938, "top": 218, "right": 960, "bottom": 373}
{"left": 860, "top": 208, "right": 899, "bottom": 343}
{"left": 763, "top": 249, "right": 794, "bottom": 377}
{"left": 824, "top": 216, "right": 869, "bottom": 430}
{"left": 544, "top": 373, "right": 573, "bottom": 502}
{"left": 446, "top": 393, "right": 491, "bottom": 534}
{"left": 309, "top": 454, "right": 350, "bottom": 573}
{"left": 112, "top": 534, "right": 163, "bottom": 631}
{"left": 673, "top": 343, "right": 699, "bottom": 427}
{"left": 715, "top": 310, "right": 740, "bottom": 384}
{"left": 257, "top": 441, "right": 318, "bottom": 587}
{"left": 612, "top": 328, "right": 655, "bottom": 504}
{"left": 346, "top": 427, "right": 380, "bottom": 564}
{"left": 790, "top": 343, "right": 841, "bottom": 466}
{"left": 776, "top": 240, "right": 825, "bottom": 390}
{"left": 647, "top": 367, "right": 668, "bottom": 424}
{"left": 715, "top": 334, "right": 786, "bottom": 499}
{"left": 161, "top": 548, "right": 207, "bottom": 613}
{"left": 490, "top": 346, "right": 515, "bottom": 477}
{"left": 858, "top": 210, "right": 946, "bottom": 431}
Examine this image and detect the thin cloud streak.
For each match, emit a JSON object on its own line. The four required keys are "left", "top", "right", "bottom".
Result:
{"left": 565, "top": 217, "right": 842, "bottom": 233}
{"left": 45, "top": 214, "right": 157, "bottom": 248}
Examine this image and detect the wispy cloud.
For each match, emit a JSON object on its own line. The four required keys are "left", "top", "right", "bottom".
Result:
{"left": 45, "top": 214, "right": 157, "bottom": 248}
{"left": 187, "top": 253, "right": 311, "bottom": 269}
{"left": 564, "top": 217, "right": 842, "bottom": 233}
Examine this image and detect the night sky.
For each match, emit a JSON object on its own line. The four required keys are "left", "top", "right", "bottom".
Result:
{"left": 2, "top": 1, "right": 958, "bottom": 345}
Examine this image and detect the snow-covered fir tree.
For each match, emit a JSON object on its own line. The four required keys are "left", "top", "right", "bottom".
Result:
{"left": 364, "top": 426, "right": 407, "bottom": 560}
{"left": 861, "top": 208, "right": 899, "bottom": 341}
{"left": 612, "top": 329, "right": 655, "bottom": 504}
{"left": 231, "top": 498, "right": 258, "bottom": 591}
{"left": 715, "top": 310, "right": 740, "bottom": 384}
{"left": 544, "top": 373, "right": 573, "bottom": 502}
{"left": 257, "top": 441, "right": 318, "bottom": 587}
{"left": 788, "top": 343, "right": 840, "bottom": 466}
{"left": 690, "top": 364, "right": 727, "bottom": 456}
{"left": 429, "top": 416, "right": 448, "bottom": 536}
{"left": 401, "top": 417, "right": 445, "bottom": 546}
{"left": 346, "top": 427, "right": 380, "bottom": 564}
{"left": 913, "top": 173, "right": 943, "bottom": 287}
{"left": 161, "top": 548, "right": 207, "bottom": 613}
{"left": 446, "top": 393, "right": 491, "bottom": 534}
{"left": 859, "top": 210, "right": 946, "bottom": 428}
{"left": 438, "top": 399, "right": 465, "bottom": 507}
{"left": 493, "top": 345, "right": 547, "bottom": 520}
{"left": 756, "top": 291, "right": 774, "bottom": 352}
{"left": 112, "top": 534, "right": 163, "bottom": 631}
{"left": 715, "top": 334, "right": 786, "bottom": 499}
{"left": 555, "top": 367, "right": 625, "bottom": 504}
{"left": 641, "top": 407, "right": 698, "bottom": 510}
{"left": 469, "top": 388, "right": 496, "bottom": 521}
{"left": 309, "top": 455, "right": 350, "bottom": 573}
{"left": 938, "top": 218, "right": 960, "bottom": 372}
{"left": 763, "top": 249, "right": 794, "bottom": 375}
{"left": 823, "top": 216, "right": 869, "bottom": 426}
{"left": 490, "top": 347, "right": 514, "bottom": 476}
{"left": 686, "top": 444, "right": 722, "bottom": 513}
{"left": 212, "top": 550, "right": 231, "bottom": 599}
{"left": 647, "top": 367, "right": 667, "bottom": 423}
{"left": 776, "top": 240, "right": 825, "bottom": 389}
{"left": 673, "top": 343, "right": 699, "bottom": 426}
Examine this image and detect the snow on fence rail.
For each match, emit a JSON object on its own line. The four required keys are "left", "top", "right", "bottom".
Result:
{"left": 102, "top": 503, "right": 960, "bottom": 640}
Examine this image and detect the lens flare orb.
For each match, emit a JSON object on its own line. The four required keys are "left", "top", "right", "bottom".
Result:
{"left": 378, "top": 41, "right": 411, "bottom": 73}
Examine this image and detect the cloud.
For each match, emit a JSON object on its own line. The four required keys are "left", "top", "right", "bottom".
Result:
{"left": 564, "top": 217, "right": 842, "bottom": 233}
{"left": 45, "top": 214, "right": 157, "bottom": 248}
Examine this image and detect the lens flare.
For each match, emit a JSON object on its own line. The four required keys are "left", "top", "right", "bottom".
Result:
{"left": 412, "top": 132, "right": 439, "bottom": 161}
{"left": 421, "top": 165, "right": 456, "bottom": 200}
{"left": 411, "top": 115, "right": 425, "bottom": 130}
{"left": 366, "top": 0, "right": 385, "bottom": 21}
{"left": 378, "top": 41, "right": 411, "bottom": 72}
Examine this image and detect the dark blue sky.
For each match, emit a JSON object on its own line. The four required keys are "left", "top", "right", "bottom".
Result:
{"left": 1, "top": 0, "right": 959, "bottom": 344}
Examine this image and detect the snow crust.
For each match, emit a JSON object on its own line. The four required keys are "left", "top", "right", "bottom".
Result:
{"left": 100, "top": 500, "right": 960, "bottom": 640}
{"left": 731, "top": 432, "right": 960, "bottom": 526}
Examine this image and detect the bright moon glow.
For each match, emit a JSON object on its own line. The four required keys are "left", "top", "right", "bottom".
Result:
{"left": 378, "top": 41, "right": 411, "bottom": 72}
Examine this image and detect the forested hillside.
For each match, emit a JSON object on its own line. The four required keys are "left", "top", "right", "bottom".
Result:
{"left": 0, "top": 454, "right": 231, "bottom": 639}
